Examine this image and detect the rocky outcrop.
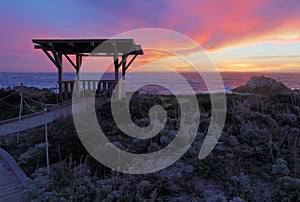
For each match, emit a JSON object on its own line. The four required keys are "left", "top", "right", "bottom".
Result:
{"left": 292, "top": 89, "right": 300, "bottom": 95}
{"left": 233, "top": 76, "right": 291, "bottom": 94}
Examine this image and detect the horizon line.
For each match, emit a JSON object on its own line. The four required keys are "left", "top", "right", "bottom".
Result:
{"left": 1, "top": 70, "right": 300, "bottom": 74}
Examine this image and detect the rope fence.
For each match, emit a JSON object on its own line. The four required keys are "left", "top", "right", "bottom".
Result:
{"left": 0, "top": 87, "right": 110, "bottom": 123}
{"left": 22, "top": 97, "right": 37, "bottom": 113}
{"left": 0, "top": 91, "right": 17, "bottom": 101}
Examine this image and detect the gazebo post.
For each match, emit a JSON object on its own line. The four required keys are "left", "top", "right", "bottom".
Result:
{"left": 118, "top": 55, "right": 127, "bottom": 98}
{"left": 113, "top": 43, "right": 119, "bottom": 81}
{"left": 114, "top": 59, "right": 119, "bottom": 80}
{"left": 57, "top": 53, "right": 63, "bottom": 102}
{"left": 75, "top": 54, "right": 82, "bottom": 91}
{"left": 122, "top": 55, "right": 126, "bottom": 80}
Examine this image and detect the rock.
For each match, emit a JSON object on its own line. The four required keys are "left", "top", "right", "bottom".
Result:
{"left": 233, "top": 76, "right": 291, "bottom": 95}
{"left": 292, "top": 89, "right": 300, "bottom": 95}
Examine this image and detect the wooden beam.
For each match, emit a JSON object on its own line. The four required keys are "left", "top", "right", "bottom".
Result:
{"left": 68, "top": 42, "right": 74, "bottom": 47}
{"left": 90, "top": 42, "right": 95, "bottom": 47}
{"left": 114, "top": 59, "right": 119, "bottom": 80}
{"left": 118, "top": 54, "right": 128, "bottom": 69}
{"left": 76, "top": 54, "right": 82, "bottom": 71}
{"left": 113, "top": 43, "right": 119, "bottom": 80}
{"left": 34, "top": 45, "right": 44, "bottom": 49}
{"left": 52, "top": 50, "right": 62, "bottom": 68}
{"left": 76, "top": 53, "right": 115, "bottom": 57}
{"left": 122, "top": 55, "right": 127, "bottom": 79}
{"left": 75, "top": 54, "right": 82, "bottom": 82}
{"left": 125, "top": 54, "right": 137, "bottom": 71}
{"left": 42, "top": 49, "right": 59, "bottom": 68}
{"left": 64, "top": 54, "right": 76, "bottom": 69}
{"left": 58, "top": 66, "right": 63, "bottom": 101}
{"left": 55, "top": 52, "right": 63, "bottom": 101}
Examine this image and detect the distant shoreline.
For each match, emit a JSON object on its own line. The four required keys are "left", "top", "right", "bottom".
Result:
{"left": 1, "top": 71, "right": 300, "bottom": 74}
{"left": 1, "top": 72, "right": 299, "bottom": 93}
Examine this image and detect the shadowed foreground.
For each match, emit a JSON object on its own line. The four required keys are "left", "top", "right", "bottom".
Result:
{"left": 0, "top": 148, "right": 27, "bottom": 201}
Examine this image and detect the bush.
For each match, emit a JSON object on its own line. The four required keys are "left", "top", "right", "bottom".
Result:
{"left": 229, "top": 196, "right": 245, "bottom": 202}
{"left": 24, "top": 161, "right": 98, "bottom": 201}
{"left": 275, "top": 176, "right": 300, "bottom": 201}
{"left": 0, "top": 136, "right": 17, "bottom": 148}
{"left": 271, "top": 158, "right": 289, "bottom": 177}
{"left": 203, "top": 190, "right": 227, "bottom": 202}
{"left": 230, "top": 172, "right": 251, "bottom": 198}
{"left": 19, "top": 143, "right": 46, "bottom": 169}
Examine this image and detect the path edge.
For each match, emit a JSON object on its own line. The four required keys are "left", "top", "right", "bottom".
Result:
{"left": 0, "top": 147, "right": 28, "bottom": 186}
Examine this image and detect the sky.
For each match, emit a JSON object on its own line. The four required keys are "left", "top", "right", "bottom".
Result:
{"left": 0, "top": 0, "right": 300, "bottom": 73}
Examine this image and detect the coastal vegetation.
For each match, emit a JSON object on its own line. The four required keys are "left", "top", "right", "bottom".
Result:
{"left": 0, "top": 86, "right": 57, "bottom": 121}
{"left": 0, "top": 77, "right": 299, "bottom": 201}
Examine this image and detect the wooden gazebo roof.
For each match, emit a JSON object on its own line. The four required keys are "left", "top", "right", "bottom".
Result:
{"left": 33, "top": 38, "right": 143, "bottom": 101}
{"left": 32, "top": 39, "right": 143, "bottom": 55}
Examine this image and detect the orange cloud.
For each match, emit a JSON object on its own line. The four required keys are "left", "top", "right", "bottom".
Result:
{"left": 159, "top": 0, "right": 300, "bottom": 51}
{"left": 2, "top": 0, "right": 300, "bottom": 73}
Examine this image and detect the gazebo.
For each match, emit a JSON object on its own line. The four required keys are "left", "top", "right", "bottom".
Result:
{"left": 32, "top": 39, "right": 143, "bottom": 101}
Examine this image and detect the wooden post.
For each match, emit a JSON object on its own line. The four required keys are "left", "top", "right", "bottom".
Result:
{"left": 75, "top": 54, "right": 81, "bottom": 91}
{"left": 56, "top": 84, "right": 58, "bottom": 104}
{"left": 87, "top": 80, "right": 91, "bottom": 90}
{"left": 92, "top": 81, "right": 96, "bottom": 91}
{"left": 57, "top": 52, "right": 63, "bottom": 102}
{"left": 97, "top": 82, "right": 101, "bottom": 94}
{"left": 113, "top": 43, "right": 119, "bottom": 81}
{"left": 64, "top": 82, "right": 69, "bottom": 100}
{"left": 122, "top": 55, "right": 126, "bottom": 80}
{"left": 17, "top": 91, "right": 23, "bottom": 143}
{"left": 44, "top": 111, "right": 50, "bottom": 175}
{"left": 82, "top": 80, "right": 86, "bottom": 90}
{"left": 58, "top": 68, "right": 63, "bottom": 102}
{"left": 114, "top": 61, "right": 119, "bottom": 80}
{"left": 70, "top": 81, "right": 74, "bottom": 96}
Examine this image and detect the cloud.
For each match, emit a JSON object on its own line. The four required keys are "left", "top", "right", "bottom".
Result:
{"left": 158, "top": 0, "right": 300, "bottom": 50}
{"left": 0, "top": 0, "right": 300, "bottom": 72}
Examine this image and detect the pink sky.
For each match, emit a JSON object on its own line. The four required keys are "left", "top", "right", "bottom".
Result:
{"left": 0, "top": 0, "right": 299, "bottom": 73}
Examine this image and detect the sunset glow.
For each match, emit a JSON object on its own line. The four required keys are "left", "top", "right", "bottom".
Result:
{"left": 0, "top": 0, "right": 299, "bottom": 73}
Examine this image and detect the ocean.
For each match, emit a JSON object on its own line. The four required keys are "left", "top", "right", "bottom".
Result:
{"left": 0, "top": 72, "right": 299, "bottom": 94}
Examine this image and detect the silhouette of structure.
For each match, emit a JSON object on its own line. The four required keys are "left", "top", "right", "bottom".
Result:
{"left": 32, "top": 39, "right": 143, "bottom": 101}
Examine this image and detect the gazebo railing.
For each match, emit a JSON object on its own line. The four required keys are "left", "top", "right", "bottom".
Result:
{"left": 59, "top": 80, "right": 117, "bottom": 100}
